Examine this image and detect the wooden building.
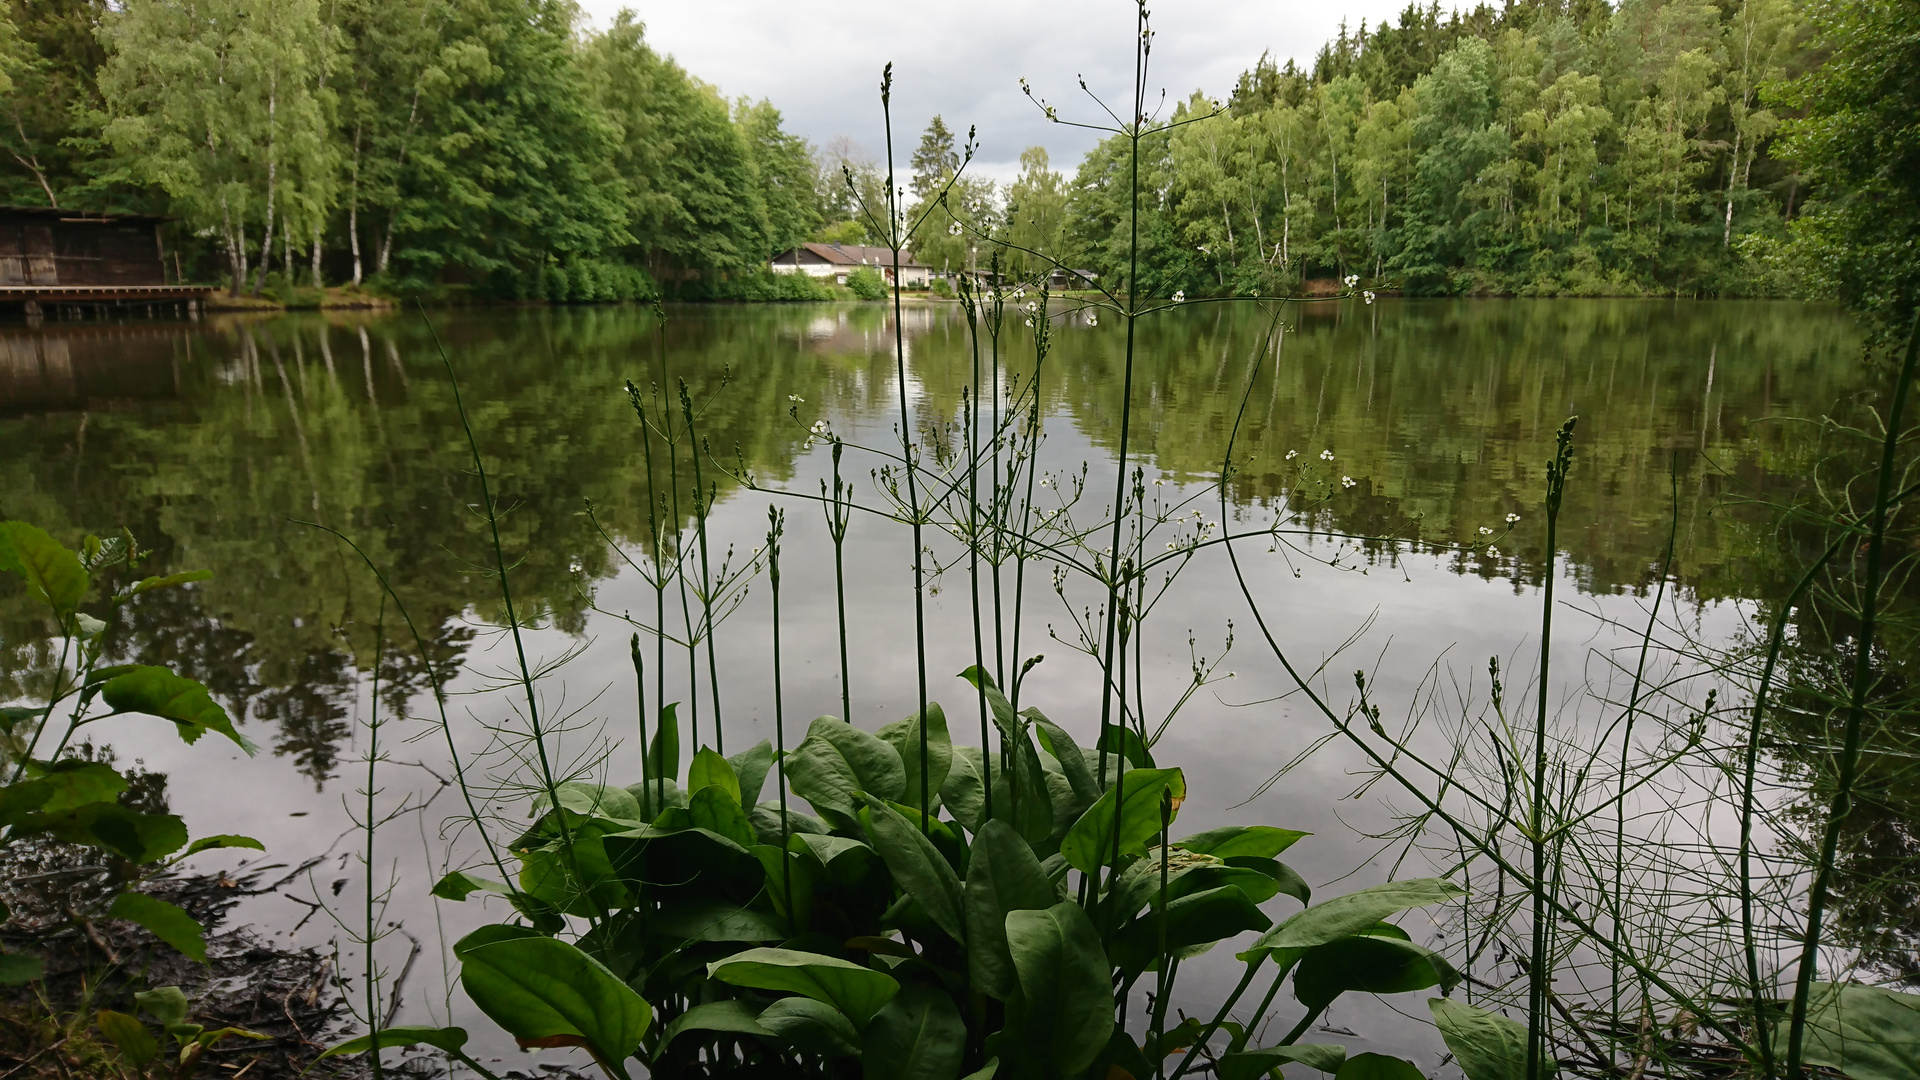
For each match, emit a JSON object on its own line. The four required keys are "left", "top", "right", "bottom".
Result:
{"left": 0, "top": 205, "right": 211, "bottom": 316}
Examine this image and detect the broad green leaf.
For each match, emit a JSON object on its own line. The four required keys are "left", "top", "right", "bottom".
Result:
{"left": 648, "top": 703, "right": 681, "bottom": 784}
{"left": 688, "top": 748, "right": 741, "bottom": 804}
{"left": 431, "top": 871, "right": 511, "bottom": 902}
{"left": 0, "top": 951, "right": 43, "bottom": 984}
{"left": 99, "top": 667, "right": 254, "bottom": 753}
{"left": 706, "top": 947, "right": 900, "bottom": 1029}
{"left": 134, "top": 986, "right": 189, "bottom": 1027}
{"left": 652, "top": 901, "right": 785, "bottom": 942}
{"left": 9, "top": 760, "right": 125, "bottom": 820}
{"left": 109, "top": 893, "right": 207, "bottom": 963}
{"left": 689, "top": 785, "right": 757, "bottom": 848}
{"left": 1005, "top": 901, "right": 1113, "bottom": 1077}
{"left": 182, "top": 834, "right": 265, "bottom": 857}
{"left": 877, "top": 703, "right": 952, "bottom": 814}
{"left": 1335, "top": 1053, "right": 1427, "bottom": 1080}
{"left": 317, "top": 1026, "right": 471, "bottom": 1059}
{"left": 22, "top": 802, "right": 186, "bottom": 862}
{"left": 1003, "top": 729, "right": 1057, "bottom": 847}
{"left": 1242, "top": 879, "right": 1464, "bottom": 961}
{"left": 785, "top": 717, "right": 906, "bottom": 829}
{"left": 1293, "top": 936, "right": 1459, "bottom": 1009}
{"left": 1110, "top": 847, "right": 1299, "bottom": 919}
{"left": 627, "top": 778, "right": 686, "bottom": 821}
{"left": 1060, "top": 767, "right": 1186, "bottom": 874}
{"left": 97, "top": 1010, "right": 160, "bottom": 1066}
{"left": 759, "top": 997, "right": 862, "bottom": 1057}
{"left": 1110, "top": 884, "right": 1274, "bottom": 976}
{"left": 863, "top": 798, "right": 966, "bottom": 944}
{"left": 961, "top": 1059, "right": 1000, "bottom": 1080}
{"left": 543, "top": 782, "right": 643, "bottom": 823}
{"left": 863, "top": 983, "right": 965, "bottom": 1080}
{"left": 1096, "top": 724, "right": 1155, "bottom": 771}
{"left": 940, "top": 747, "right": 1006, "bottom": 834}
{"left": 455, "top": 929, "right": 650, "bottom": 1075}
{"left": 1430, "top": 998, "right": 1530, "bottom": 1080}
{"left": 1179, "top": 825, "right": 1309, "bottom": 860}
{"left": 1221, "top": 1043, "right": 1349, "bottom": 1080}
{"left": 0, "top": 521, "right": 89, "bottom": 616}
{"left": 729, "top": 739, "right": 775, "bottom": 807}
{"left": 958, "top": 665, "right": 1021, "bottom": 742}
{"left": 966, "top": 819, "right": 1060, "bottom": 1000}
{"left": 519, "top": 833, "right": 626, "bottom": 916}
{"left": 1784, "top": 982, "right": 1920, "bottom": 1080}
{"left": 749, "top": 841, "right": 815, "bottom": 928}
{"left": 660, "top": 1000, "right": 769, "bottom": 1049}
{"left": 129, "top": 570, "right": 212, "bottom": 597}
{"left": 1031, "top": 712, "right": 1100, "bottom": 814}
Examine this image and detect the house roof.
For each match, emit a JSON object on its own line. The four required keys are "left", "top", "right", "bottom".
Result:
{"left": 772, "top": 242, "right": 928, "bottom": 269}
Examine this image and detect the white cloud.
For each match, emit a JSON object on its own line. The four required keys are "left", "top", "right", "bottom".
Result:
{"left": 579, "top": 0, "right": 1421, "bottom": 182}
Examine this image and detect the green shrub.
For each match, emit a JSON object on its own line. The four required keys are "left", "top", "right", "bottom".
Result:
{"left": 846, "top": 265, "right": 887, "bottom": 299}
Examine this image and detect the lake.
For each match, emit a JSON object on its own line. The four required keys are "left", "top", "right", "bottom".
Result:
{"left": 0, "top": 297, "right": 1870, "bottom": 1060}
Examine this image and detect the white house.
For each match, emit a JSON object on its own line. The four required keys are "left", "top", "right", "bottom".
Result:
{"left": 769, "top": 243, "right": 932, "bottom": 288}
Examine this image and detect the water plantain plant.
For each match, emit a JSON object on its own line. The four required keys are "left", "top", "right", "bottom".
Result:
{"left": 351, "top": 666, "right": 1516, "bottom": 1080}
{"left": 0, "top": 521, "right": 264, "bottom": 980}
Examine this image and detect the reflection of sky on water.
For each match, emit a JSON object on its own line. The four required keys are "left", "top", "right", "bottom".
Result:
{"left": 0, "top": 299, "right": 1862, "bottom": 1066}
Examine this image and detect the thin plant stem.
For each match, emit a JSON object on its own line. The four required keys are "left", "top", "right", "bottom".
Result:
{"left": 768, "top": 506, "right": 795, "bottom": 931}
{"left": 680, "top": 381, "right": 725, "bottom": 753}
{"left": 1784, "top": 315, "right": 1920, "bottom": 1079}
{"left": 1528, "top": 417, "right": 1577, "bottom": 1080}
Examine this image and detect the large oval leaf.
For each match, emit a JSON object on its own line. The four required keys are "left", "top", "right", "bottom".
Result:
{"left": 877, "top": 704, "right": 952, "bottom": 814}
{"left": 1336, "top": 1053, "right": 1427, "bottom": 1080}
{"left": 454, "top": 929, "right": 649, "bottom": 1077}
{"left": 659, "top": 1000, "right": 769, "bottom": 1050}
{"left": 1242, "top": 878, "right": 1464, "bottom": 962}
{"left": 759, "top": 997, "right": 862, "bottom": 1057}
{"left": 1783, "top": 982, "right": 1920, "bottom": 1080}
{"left": 688, "top": 748, "right": 741, "bottom": 804}
{"left": 864, "top": 798, "right": 966, "bottom": 944}
{"left": 785, "top": 718, "right": 906, "bottom": 829}
{"left": 1178, "top": 825, "right": 1309, "bottom": 860}
{"left": 98, "top": 667, "right": 254, "bottom": 753}
{"left": 1430, "top": 998, "right": 1530, "bottom": 1080}
{"left": 1005, "top": 901, "right": 1114, "bottom": 1077}
{"left": 862, "top": 983, "right": 966, "bottom": 1080}
{"left": 0, "top": 521, "right": 89, "bottom": 616}
{"left": 1060, "top": 768, "right": 1185, "bottom": 874}
{"left": 1293, "top": 936, "right": 1460, "bottom": 1009}
{"left": 318, "top": 1026, "right": 471, "bottom": 1060}
{"left": 109, "top": 893, "right": 206, "bottom": 963}
{"left": 706, "top": 947, "right": 900, "bottom": 1029}
{"left": 965, "top": 819, "right": 1060, "bottom": 1001}
{"left": 1220, "top": 1043, "right": 1348, "bottom": 1080}
{"left": 1109, "top": 884, "right": 1273, "bottom": 977}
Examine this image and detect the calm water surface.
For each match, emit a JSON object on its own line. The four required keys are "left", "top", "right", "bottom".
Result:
{"left": 0, "top": 298, "right": 1867, "bottom": 1058}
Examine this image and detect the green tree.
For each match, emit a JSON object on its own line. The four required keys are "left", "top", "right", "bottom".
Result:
{"left": 1772, "top": 0, "right": 1920, "bottom": 334}
{"left": 583, "top": 11, "right": 762, "bottom": 286}
{"left": 909, "top": 114, "right": 959, "bottom": 201}
{"left": 385, "top": 0, "right": 625, "bottom": 292}
{"left": 737, "top": 98, "right": 820, "bottom": 258}
{"left": 1004, "top": 146, "right": 1070, "bottom": 278}
{"left": 98, "top": 0, "right": 340, "bottom": 296}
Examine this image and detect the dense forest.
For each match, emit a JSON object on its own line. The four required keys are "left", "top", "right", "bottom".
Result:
{"left": 0, "top": 0, "right": 1913, "bottom": 313}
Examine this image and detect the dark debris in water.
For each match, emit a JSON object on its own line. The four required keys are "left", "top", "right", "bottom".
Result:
{"left": 1, "top": 856, "right": 364, "bottom": 1080}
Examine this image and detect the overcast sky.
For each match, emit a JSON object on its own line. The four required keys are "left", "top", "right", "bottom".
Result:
{"left": 576, "top": 1, "right": 1419, "bottom": 185}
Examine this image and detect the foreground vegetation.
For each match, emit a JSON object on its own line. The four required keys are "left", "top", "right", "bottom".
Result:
{"left": 3, "top": 3, "right": 1920, "bottom": 1080}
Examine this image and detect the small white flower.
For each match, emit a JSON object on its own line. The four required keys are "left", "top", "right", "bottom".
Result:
{"left": 1479, "top": 526, "right": 1492, "bottom": 535}
{"left": 1172, "top": 290, "right": 1186, "bottom": 303}
{"left": 569, "top": 559, "right": 583, "bottom": 573}
{"left": 1086, "top": 313, "right": 1098, "bottom": 326}
{"left": 1341, "top": 476, "right": 1356, "bottom": 489}
{"left": 948, "top": 221, "right": 962, "bottom": 235}
{"left": 1014, "top": 287, "right": 1026, "bottom": 299}
{"left": 1486, "top": 546, "right": 1500, "bottom": 557}
{"left": 1344, "top": 274, "right": 1359, "bottom": 288}
{"left": 1506, "top": 513, "right": 1520, "bottom": 524}
{"left": 1285, "top": 450, "right": 1299, "bottom": 460}
{"left": 1320, "top": 449, "right": 1334, "bottom": 461}
{"left": 1024, "top": 300, "right": 1037, "bottom": 313}
{"left": 788, "top": 394, "right": 805, "bottom": 403}
{"left": 1024, "top": 317, "right": 1033, "bottom": 326}
{"left": 1363, "top": 290, "right": 1376, "bottom": 305}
